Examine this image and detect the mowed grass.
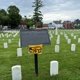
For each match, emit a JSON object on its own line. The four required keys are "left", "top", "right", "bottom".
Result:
{"left": 0, "top": 30, "right": 80, "bottom": 80}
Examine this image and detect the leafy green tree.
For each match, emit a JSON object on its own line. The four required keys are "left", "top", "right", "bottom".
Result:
{"left": 32, "top": 0, "right": 44, "bottom": 27}
{"left": 0, "top": 9, "right": 7, "bottom": 15}
{"left": 74, "top": 25, "right": 78, "bottom": 29}
{"left": 0, "top": 9, "right": 9, "bottom": 26}
{"left": 7, "top": 5, "right": 20, "bottom": 13}
{"left": 74, "top": 19, "right": 80, "bottom": 29}
{"left": 75, "top": 19, "right": 80, "bottom": 22}
{"left": 7, "top": 5, "right": 22, "bottom": 29}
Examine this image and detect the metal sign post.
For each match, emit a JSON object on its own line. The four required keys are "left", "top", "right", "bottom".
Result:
{"left": 28, "top": 44, "right": 42, "bottom": 76}
{"left": 34, "top": 54, "right": 38, "bottom": 76}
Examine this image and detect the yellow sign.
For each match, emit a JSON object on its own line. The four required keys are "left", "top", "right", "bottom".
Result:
{"left": 28, "top": 44, "right": 43, "bottom": 54}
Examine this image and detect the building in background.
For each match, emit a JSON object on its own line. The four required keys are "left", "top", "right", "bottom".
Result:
{"left": 74, "top": 21, "right": 80, "bottom": 28}
{"left": 18, "top": 22, "right": 27, "bottom": 29}
{"left": 48, "top": 23, "right": 55, "bottom": 29}
{"left": 63, "top": 21, "right": 74, "bottom": 29}
{"left": 52, "top": 21, "right": 63, "bottom": 29}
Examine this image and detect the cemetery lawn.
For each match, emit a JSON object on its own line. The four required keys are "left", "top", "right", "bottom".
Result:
{"left": 0, "top": 29, "right": 80, "bottom": 80}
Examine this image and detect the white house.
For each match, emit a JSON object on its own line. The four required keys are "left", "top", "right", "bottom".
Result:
{"left": 74, "top": 21, "right": 80, "bottom": 26}
{"left": 48, "top": 24, "right": 55, "bottom": 29}
{"left": 52, "top": 21, "right": 63, "bottom": 28}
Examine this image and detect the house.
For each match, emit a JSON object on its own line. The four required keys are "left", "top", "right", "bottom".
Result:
{"left": 52, "top": 21, "right": 63, "bottom": 28}
{"left": 18, "top": 22, "right": 27, "bottom": 29}
{"left": 48, "top": 23, "right": 55, "bottom": 29}
{"left": 74, "top": 21, "right": 80, "bottom": 26}
{"left": 63, "top": 21, "right": 74, "bottom": 29}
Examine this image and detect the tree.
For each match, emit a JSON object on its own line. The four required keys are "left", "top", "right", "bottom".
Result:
{"left": 7, "top": 5, "right": 22, "bottom": 29}
{"left": 7, "top": 5, "right": 20, "bottom": 14}
{"left": 0, "top": 9, "right": 7, "bottom": 15}
{"left": 75, "top": 19, "right": 80, "bottom": 22}
{"left": 0, "top": 9, "right": 9, "bottom": 26}
{"left": 32, "top": 0, "right": 44, "bottom": 27}
{"left": 74, "top": 19, "right": 80, "bottom": 29}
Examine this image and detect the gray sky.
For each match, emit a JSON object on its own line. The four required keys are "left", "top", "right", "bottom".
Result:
{"left": 0, "top": 0, "right": 80, "bottom": 23}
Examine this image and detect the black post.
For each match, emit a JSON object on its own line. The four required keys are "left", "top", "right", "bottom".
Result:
{"left": 34, "top": 54, "right": 38, "bottom": 76}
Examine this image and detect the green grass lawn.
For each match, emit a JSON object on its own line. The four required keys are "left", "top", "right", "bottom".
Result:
{"left": 0, "top": 29, "right": 80, "bottom": 80}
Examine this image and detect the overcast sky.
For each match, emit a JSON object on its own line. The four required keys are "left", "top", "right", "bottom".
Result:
{"left": 0, "top": 0, "right": 80, "bottom": 23}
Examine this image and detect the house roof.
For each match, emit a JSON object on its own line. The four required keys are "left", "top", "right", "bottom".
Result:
{"left": 74, "top": 21, "right": 80, "bottom": 24}
{"left": 48, "top": 24, "right": 55, "bottom": 28}
{"left": 53, "top": 21, "right": 62, "bottom": 24}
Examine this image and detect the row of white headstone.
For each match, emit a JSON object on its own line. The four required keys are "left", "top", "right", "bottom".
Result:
{"left": 0, "top": 31, "right": 19, "bottom": 38}
{"left": 3, "top": 39, "right": 20, "bottom": 48}
{"left": 49, "top": 30, "right": 80, "bottom": 52}
{"left": 4, "top": 42, "right": 22, "bottom": 56}
{"left": 11, "top": 60, "right": 59, "bottom": 80}
{"left": 50, "top": 30, "right": 80, "bottom": 43}
{"left": 4, "top": 43, "right": 76, "bottom": 56}
{"left": 55, "top": 44, "right": 76, "bottom": 52}
{"left": 0, "top": 32, "right": 19, "bottom": 49}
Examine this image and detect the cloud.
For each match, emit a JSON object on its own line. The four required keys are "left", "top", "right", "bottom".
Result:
{"left": 43, "top": 12, "right": 70, "bottom": 23}
{"left": 42, "top": 0, "right": 80, "bottom": 23}
{"left": 0, "top": 0, "right": 80, "bottom": 23}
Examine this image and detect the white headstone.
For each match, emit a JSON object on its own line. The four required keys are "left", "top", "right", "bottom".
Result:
{"left": 18, "top": 41, "right": 21, "bottom": 47}
{"left": 17, "top": 48, "right": 22, "bottom": 56}
{"left": 57, "top": 35, "right": 60, "bottom": 40}
{"left": 65, "top": 36, "right": 68, "bottom": 40}
{"left": 55, "top": 45, "right": 59, "bottom": 52}
{"left": 55, "top": 27, "right": 58, "bottom": 35}
{"left": 64, "top": 33, "right": 67, "bottom": 38}
{"left": 50, "top": 61, "right": 59, "bottom": 76}
{"left": 67, "top": 39, "right": 71, "bottom": 44}
{"left": 8, "top": 39, "right": 12, "bottom": 43}
{"left": 78, "top": 38, "right": 80, "bottom": 43}
{"left": 2, "top": 33, "right": 4, "bottom": 37}
{"left": 4, "top": 42, "right": 8, "bottom": 48}
{"left": 56, "top": 39, "right": 60, "bottom": 44}
{"left": 11, "top": 65, "right": 22, "bottom": 80}
{"left": 71, "top": 33, "right": 74, "bottom": 37}
{"left": 74, "top": 36, "right": 76, "bottom": 39}
{"left": 56, "top": 35, "right": 60, "bottom": 44}
{"left": 50, "top": 33, "right": 53, "bottom": 38}
{"left": 71, "top": 44, "right": 76, "bottom": 51}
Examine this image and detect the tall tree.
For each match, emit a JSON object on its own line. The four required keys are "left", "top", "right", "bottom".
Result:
{"left": 7, "top": 5, "right": 22, "bottom": 29}
{"left": 7, "top": 5, "right": 20, "bottom": 13}
{"left": 0, "top": 9, "right": 7, "bottom": 15}
{"left": 0, "top": 9, "right": 9, "bottom": 25}
{"left": 75, "top": 19, "right": 80, "bottom": 22}
{"left": 32, "top": 0, "right": 44, "bottom": 27}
